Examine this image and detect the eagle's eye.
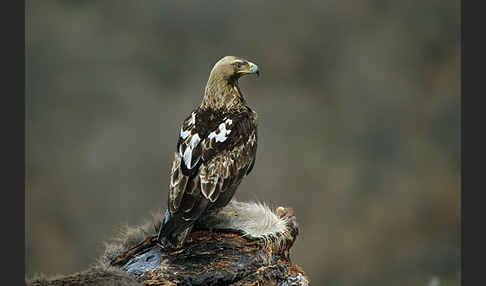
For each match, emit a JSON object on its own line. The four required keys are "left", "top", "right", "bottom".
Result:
{"left": 235, "top": 62, "right": 243, "bottom": 69}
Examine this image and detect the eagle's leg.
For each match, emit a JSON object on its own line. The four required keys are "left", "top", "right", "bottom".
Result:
{"left": 208, "top": 226, "right": 217, "bottom": 241}
{"left": 202, "top": 207, "right": 223, "bottom": 241}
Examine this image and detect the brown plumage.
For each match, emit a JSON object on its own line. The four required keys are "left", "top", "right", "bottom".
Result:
{"left": 157, "top": 56, "right": 259, "bottom": 247}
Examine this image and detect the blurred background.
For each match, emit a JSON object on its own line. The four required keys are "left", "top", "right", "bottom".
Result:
{"left": 25, "top": 1, "right": 460, "bottom": 285}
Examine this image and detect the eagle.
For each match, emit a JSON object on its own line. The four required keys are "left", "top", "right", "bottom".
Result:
{"left": 157, "top": 56, "right": 260, "bottom": 248}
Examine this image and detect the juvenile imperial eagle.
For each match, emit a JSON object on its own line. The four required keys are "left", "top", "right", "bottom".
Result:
{"left": 157, "top": 56, "right": 259, "bottom": 247}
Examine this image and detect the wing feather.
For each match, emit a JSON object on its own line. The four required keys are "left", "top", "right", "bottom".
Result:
{"left": 168, "top": 152, "right": 188, "bottom": 213}
{"left": 168, "top": 109, "right": 257, "bottom": 217}
{"left": 178, "top": 112, "right": 203, "bottom": 176}
{"left": 200, "top": 161, "right": 220, "bottom": 202}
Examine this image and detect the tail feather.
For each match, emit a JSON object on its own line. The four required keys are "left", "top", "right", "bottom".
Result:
{"left": 157, "top": 210, "right": 194, "bottom": 248}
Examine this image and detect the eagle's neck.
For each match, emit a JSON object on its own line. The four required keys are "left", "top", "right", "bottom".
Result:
{"left": 201, "top": 74, "right": 246, "bottom": 111}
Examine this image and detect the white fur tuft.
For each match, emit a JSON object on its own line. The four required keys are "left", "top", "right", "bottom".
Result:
{"left": 211, "top": 200, "right": 289, "bottom": 240}
{"left": 101, "top": 201, "right": 292, "bottom": 264}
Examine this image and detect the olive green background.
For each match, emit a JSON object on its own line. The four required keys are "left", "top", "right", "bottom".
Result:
{"left": 26, "top": 1, "right": 460, "bottom": 285}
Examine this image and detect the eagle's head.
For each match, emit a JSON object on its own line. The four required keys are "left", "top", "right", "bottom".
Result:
{"left": 210, "top": 56, "right": 259, "bottom": 82}
{"left": 203, "top": 56, "right": 259, "bottom": 110}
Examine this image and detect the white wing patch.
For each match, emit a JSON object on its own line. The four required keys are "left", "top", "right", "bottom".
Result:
{"left": 208, "top": 118, "right": 233, "bottom": 143}
{"left": 180, "top": 126, "right": 191, "bottom": 140}
{"left": 188, "top": 112, "right": 196, "bottom": 125}
{"left": 180, "top": 112, "right": 196, "bottom": 140}
{"left": 179, "top": 133, "right": 201, "bottom": 169}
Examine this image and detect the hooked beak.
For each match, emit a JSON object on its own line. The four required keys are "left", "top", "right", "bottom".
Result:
{"left": 248, "top": 62, "right": 260, "bottom": 77}
{"left": 239, "top": 61, "right": 260, "bottom": 77}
